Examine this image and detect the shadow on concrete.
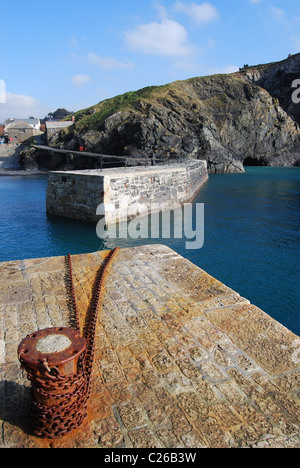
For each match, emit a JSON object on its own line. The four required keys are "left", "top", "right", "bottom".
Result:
{"left": 0, "top": 379, "right": 33, "bottom": 436}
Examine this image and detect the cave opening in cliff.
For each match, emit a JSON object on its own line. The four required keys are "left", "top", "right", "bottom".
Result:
{"left": 243, "top": 157, "right": 265, "bottom": 167}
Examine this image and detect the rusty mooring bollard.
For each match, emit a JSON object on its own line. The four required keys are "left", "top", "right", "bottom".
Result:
{"left": 18, "top": 327, "right": 87, "bottom": 439}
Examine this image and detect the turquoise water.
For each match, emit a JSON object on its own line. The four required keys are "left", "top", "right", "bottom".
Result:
{"left": 0, "top": 167, "right": 299, "bottom": 336}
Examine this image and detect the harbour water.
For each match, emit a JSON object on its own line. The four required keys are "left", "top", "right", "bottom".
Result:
{"left": 0, "top": 167, "right": 299, "bottom": 335}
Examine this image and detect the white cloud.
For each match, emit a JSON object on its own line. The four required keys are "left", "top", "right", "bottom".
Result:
{"left": 174, "top": 2, "right": 219, "bottom": 25}
{"left": 172, "top": 58, "right": 203, "bottom": 74}
{"left": 85, "top": 53, "right": 135, "bottom": 70}
{"left": 124, "top": 19, "right": 194, "bottom": 57}
{"left": 0, "top": 79, "right": 5, "bottom": 104}
{"left": 153, "top": 1, "right": 169, "bottom": 20}
{"left": 0, "top": 92, "right": 51, "bottom": 122}
{"left": 72, "top": 52, "right": 134, "bottom": 70}
{"left": 212, "top": 65, "right": 239, "bottom": 74}
{"left": 72, "top": 74, "right": 91, "bottom": 87}
{"left": 68, "top": 36, "right": 79, "bottom": 47}
{"left": 267, "top": 6, "right": 286, "bottom": 23}
{"left": 172, "top": 61, "right": 239, "bottom": 76}
{"left": 222, "top": 65, "right": 240, "bottom": 74}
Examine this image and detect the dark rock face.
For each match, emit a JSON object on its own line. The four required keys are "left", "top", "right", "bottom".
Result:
{"left": 238, "top": 53, "right": 300, "bottom": 126}
{"left": 22, "top": 55, "right": 300, "bottom": 173}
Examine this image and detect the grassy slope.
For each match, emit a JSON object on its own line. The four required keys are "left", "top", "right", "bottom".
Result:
{"left": 66, "top": 74, "right": 242, "bottom": 135}
{"left": 72, "top": 85, "right": 169, "bottom": 132}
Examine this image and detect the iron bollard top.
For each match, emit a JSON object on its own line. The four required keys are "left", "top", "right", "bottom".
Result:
{"left": 18, "top": 327, "right": 86, "bottom": 376}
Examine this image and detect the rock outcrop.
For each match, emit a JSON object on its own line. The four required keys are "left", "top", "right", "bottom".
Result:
{"left": 237, "top": 53, "right": 300, "bottom": 126}
{"left": 23, "top": 54, "right": 300, "bottom": 173}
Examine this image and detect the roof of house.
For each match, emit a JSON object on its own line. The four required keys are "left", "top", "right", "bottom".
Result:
{"left": 15, "top": 118, "right": 40, "bottom": 126}
{"left": 46, "top": 121, "right": 74, "bottom": 129}
{"left": 5, "top": 121, "right": 35, "bottom": 130}
{"left": 5, "top": 118, "right": 40, "bottom": 129}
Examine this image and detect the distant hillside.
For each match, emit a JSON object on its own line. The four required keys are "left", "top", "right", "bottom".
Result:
{"left": 28, "top": 54, "right": 300, "bottom": 173}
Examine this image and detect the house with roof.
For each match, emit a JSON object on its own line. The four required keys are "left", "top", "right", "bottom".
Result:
{"left": 4, "top": 118, "right": 42, "bottom": 143}
{"left": 45, "top": 120, "right": 74, "bottom": 144}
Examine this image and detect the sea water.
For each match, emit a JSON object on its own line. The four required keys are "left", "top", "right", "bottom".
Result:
{"left": 0, "top": 167, "right": 299, "bottom": 335}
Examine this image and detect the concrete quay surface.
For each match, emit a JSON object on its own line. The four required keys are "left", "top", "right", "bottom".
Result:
{"left": 0, "top": 244, "right": 299, "bottom": 448}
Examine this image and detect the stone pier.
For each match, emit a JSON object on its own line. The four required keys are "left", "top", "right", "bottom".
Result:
{"left": 46, "top": 160, "right": 208, "bottom": 224}
{"left": 0, "top": 245, "right": 299, "bottom": 448}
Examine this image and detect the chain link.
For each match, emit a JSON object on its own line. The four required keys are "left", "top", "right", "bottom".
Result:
{"left": 68, "top": 248, "right": 119, "bottom": 397}
{"left": 20, "top": 248, "right": 119, "bottom": 439}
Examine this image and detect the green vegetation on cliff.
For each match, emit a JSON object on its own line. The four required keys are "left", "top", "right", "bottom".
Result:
{"left": 73, "top": 85, "right": 168, "bottom": 132}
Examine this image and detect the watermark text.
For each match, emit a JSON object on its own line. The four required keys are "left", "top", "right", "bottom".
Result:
{"left": 96, "top": 203, "right": 205, "bottom": 250}
{"left": 292, "top": 79, "right": 300, "bottom": 104}
{"left": 0, "top": 79, "right": 6, "bottom": 104}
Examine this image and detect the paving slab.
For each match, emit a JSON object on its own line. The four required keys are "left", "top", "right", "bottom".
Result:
{"left": 0, "top": 244, "right": 299, "bottom": 448}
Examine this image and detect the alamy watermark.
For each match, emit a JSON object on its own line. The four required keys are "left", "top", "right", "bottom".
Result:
{"left": 96, "top": 202, "right": 205, "bottom": 250}
{"left": 0, "top": 79, "right": 6, "bottom": 104}
{"left": 292, "top": 79, "right": 300, "bottom": 104}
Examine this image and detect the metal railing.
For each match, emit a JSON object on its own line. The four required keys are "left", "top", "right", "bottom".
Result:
{"left": 33, "top": 145, "right": 186, "bottom": 170}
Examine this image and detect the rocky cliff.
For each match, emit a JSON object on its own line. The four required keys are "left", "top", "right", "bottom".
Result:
{"left": 237, "top": 53, "right": 300, "bottom": 126}
{"left": 25, "top": 54, "right": 300, "bottom": 173}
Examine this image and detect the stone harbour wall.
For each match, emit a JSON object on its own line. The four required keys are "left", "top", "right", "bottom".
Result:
{"left": 46, "top": 160, "right": 208, "bottom": 224}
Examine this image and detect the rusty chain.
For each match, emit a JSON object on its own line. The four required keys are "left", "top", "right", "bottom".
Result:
{"left": 20, "top": 248, "right": 119, "bottom": 439}
{"left": 67, "top": 247, "right": 120, "bottom": 399}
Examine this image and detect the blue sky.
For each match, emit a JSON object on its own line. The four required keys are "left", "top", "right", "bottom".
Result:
{"left": 0, "top": 0, "right": 299, "bottom": 122}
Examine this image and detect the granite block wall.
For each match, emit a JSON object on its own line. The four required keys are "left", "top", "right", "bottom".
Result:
{"left": 46, "top": 160, "right": 208, "bottom": 225}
